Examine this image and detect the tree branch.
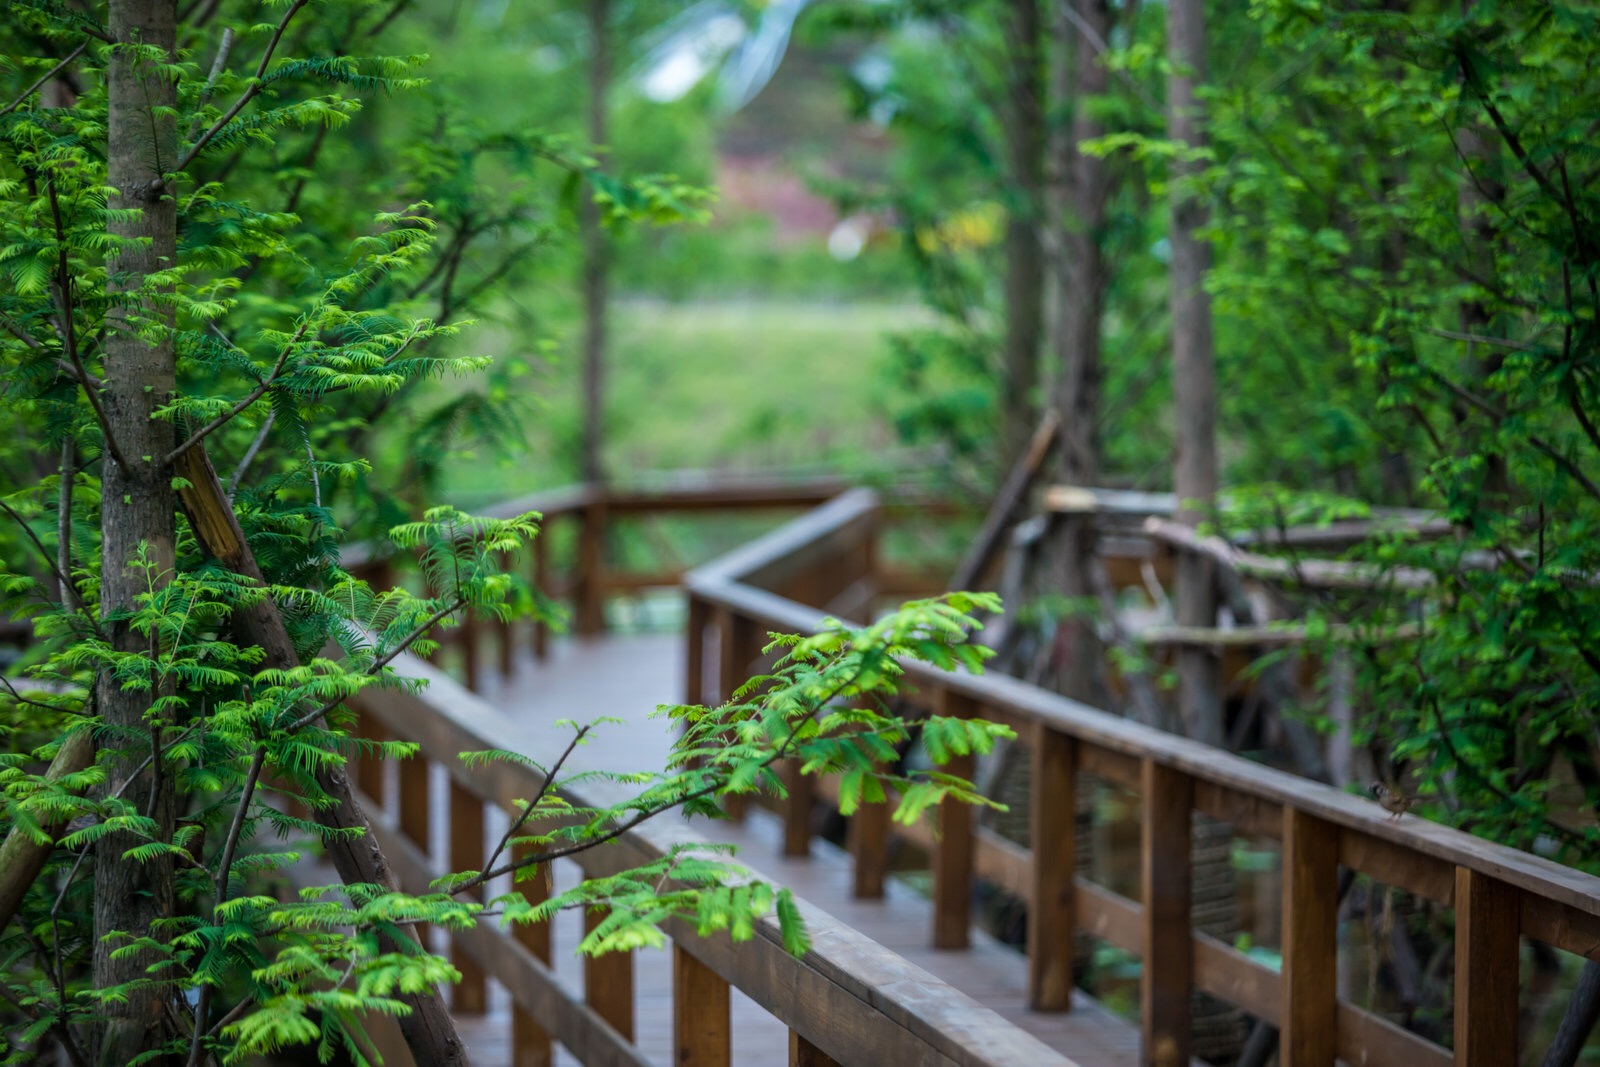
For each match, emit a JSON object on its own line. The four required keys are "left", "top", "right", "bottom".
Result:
{"left": 0, "top": 43, "right": 89, "bottom": 119}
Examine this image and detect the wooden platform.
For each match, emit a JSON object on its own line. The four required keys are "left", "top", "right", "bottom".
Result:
{"left": 448, "top": 631, "right": 1142, "bottom": 1067}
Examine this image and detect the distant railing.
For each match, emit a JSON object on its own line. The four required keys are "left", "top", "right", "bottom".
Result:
{"left": 683, "top": 488, "right": 1600, "bottom": 1067}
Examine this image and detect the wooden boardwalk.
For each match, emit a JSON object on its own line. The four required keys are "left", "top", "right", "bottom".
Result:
{"left": 450, "top": 631, "right": 1142, "bottom": 1067}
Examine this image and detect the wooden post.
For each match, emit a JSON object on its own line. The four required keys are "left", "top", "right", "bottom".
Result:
{"left": 789, "top": 1031, "right": 841, "bottom": 1067}
{"left": 1454, "top": 867, "right": 1519, "bottom": 1065}
{"left": 850, "top": 789, "right": 889, "bottom": 900}
{"left": 511, "top": 843, "right": 552, "bottom": 1067}
{"left": 1280, "top": 808, "right": 1336, "bottom": 1065}
{"left": 460, "top": 608, "right": 481, "bottom": 693}
{"left": 782, "top": 758, "right": 813, "bottom": 858}
{"left": 398, "top": 753, "right": 432, "bottom": 953}
{"left": 1140, "top": 759, "right": 1192, "bottom": 1066}
{"left": 355, "top": 709, "right": 388, "bottom": 810}
{"left": 448, "top": 780, "right": 486, "bottom": 1014}
{"left": 1028, "top": 724, "right": 1076, "bottom": 1010}
{"left": 584, "top": 907, "right": 634, "bottom": 1040}
{"left": 574, "top": 502, "right": 606, "bottom": 636}
{"left": 673, "top": 944, "right": 730, "bottom": 1066}
{"left": 532, "top": 530, "right": 549, "bottom": 662}
{"left": 932, "top": 690, "right": 979, "bottom": 949}
{"left": 685, "top": 594, "right": 707, "bottom": 706}
{"left": 717, "top": 609, "right": 757, "bottom": 822}
{"left": 497, "top": 550, "right": 516, "bottom": 680}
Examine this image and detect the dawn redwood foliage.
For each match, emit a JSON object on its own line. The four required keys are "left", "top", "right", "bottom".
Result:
{"left": 0, "top": 3, "right": 1009, "bottom": 1064}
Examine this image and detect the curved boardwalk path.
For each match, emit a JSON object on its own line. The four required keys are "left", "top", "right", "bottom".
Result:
{"left": 450, "top": 632, "right": 1142, "bottom": 1067}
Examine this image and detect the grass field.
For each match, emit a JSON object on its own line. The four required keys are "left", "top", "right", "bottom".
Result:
{"left": 438, "top": 299, "right": 932, "bottom": 507}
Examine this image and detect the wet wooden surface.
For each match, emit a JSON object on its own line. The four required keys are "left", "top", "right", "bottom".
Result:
{"left": 446, "top": 631, "right": 1142, "bottom": 1066}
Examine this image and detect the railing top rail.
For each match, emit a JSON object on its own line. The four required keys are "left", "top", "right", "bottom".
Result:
{"left": 355, "top": 649, "right": 1076, "bottom": 1067}
{"left": 685, "top": 490, "right": 1600, "bottom": 922}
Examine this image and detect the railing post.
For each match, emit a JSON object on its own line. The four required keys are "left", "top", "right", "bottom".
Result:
{"left": 932, "top": 689, "right": 977, "bottom": 949}
{"left": 1454, "top": 867, "right": 1519, "bottom": 1065}
{"left": 398, "top": 750, "right": 431, "bottom": 951}
{"left": 782, "top": 757, "right": 813, "bottom": 857}
{"left": 460, "top": 608, "right": 482, "bottom": 693}
{"left": 497, "top": 550, "right": 515, "bottom": 681}
{"left": 511, "top": 843, "right": 552, "bottom": 1067}
{"left": 355, "top": 708, "right": 388, "bottom": 810}
{"left": 1140, "top": 759, "right": 1192, "bottom": 1067}
{"left": 574, "top": 501, "right": 606, "bottom": 636}
{"left": 849, "top": 781, "right": 889, "bottom": 900}
{"left": 448, "top": 779, "right": 486, "bottom": 1014}
{"left": 673, "top": 944, "right": 730, "bottom": 1066}
{"left": 1028, "top": 723, "right": 1076, "bottom": 1010}
{"left": 789, "top": 1031, "right": 841, "bottom": 1066}
{"left": 531, "top": 529, "right": 550, "bottom": 661}
{"left": 717, "top": 608, "right": 757, "bottom": 822}
{"left": 584, "top": 907, "right": 634, "bottom": 1041}
{"left": 1281, "top": 808, "right": 1337, "bottom": 1065}
{"left": 684, "top": 594, "right": 707, "bottom": 706}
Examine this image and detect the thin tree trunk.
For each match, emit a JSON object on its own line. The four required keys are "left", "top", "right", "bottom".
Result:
{"left": 1166, "top": 0, "right": 1222, "bottom": 747}
{"left": 96, "top": 2, "right": 181, "bottom": 1062}
{"left": 1047, "top": 0, "right": 1113, "bottom": 707}
{"left": 999, "top": 0, "right": 1046, "bottom": 471}
{"left": 580, "top": 0, "right": 610, "bottom": 486}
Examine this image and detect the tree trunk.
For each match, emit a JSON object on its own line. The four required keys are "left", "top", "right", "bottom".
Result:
{"left": 579, "top": 0, "right": 610, "bottom": 486}
{"left": 1166, "top": 0, "right": 1222, "bottom": 747}
{"left": 999, "top": 0, "right": 1046, "bottom": 471}
{"left": 96, "top": 2, "right": 181, "bottom": 1062}
{"left": 172, "top": 446, "right": 471, "bottom": 1067}
{"left": 1046, "top": 0, "right": 1113, "bottom": 708}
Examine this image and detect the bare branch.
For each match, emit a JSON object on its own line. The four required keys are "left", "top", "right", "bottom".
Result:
{"left": 0, "top": 43, "right": 89, "bottom": 120}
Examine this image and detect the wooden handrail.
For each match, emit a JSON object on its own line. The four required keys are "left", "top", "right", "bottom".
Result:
{"left": 684, "top": 488, "right": 1600, "bottom": 1067}
{"left": 347, "top": 651, "right": 1076, "bottom": 1067}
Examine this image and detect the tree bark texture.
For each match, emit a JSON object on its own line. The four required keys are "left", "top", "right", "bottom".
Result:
{"left": 580, "top": 0, "right": 610, "bottom": 485}
{"left": 97, "top": 2, "right": 181, "bottom": 1061}
{"left": 999, "top": 0, "right": 1046, "bottom": 471}
{"left": 1166, "top": 0, "right": 1222, "bottom": 747}
{"left": 1046, "top": 0, "right": 1113, "bottom": 708}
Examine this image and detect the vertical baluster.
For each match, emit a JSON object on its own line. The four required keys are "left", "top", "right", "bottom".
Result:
{"left": 932, "top": 689, "right": 977, "bottom": 949}
{"left": 531, "top": 529, "right": 549, "bottom": 662}
{"left": 684, "top": 594, "right": 707, "bottom": 706}
{"left": 717, "top": 609, "right": 756, "bottom": 822}
{"left": 448, "top": 779, "right": 486, "bottom": 1013}
{"left": 355, "top": 708, "right": 388, "bottom": 810}
{"left": 1454, "top": 867, "right": 1519, "bottom": 1065}
{"left": 849, "top": 785, "right": 889, "bottom": 900}
{"left": 1280, "top": 808, "right": 1336, "bottom": 1065}
{"left": 575, "top": 502, "right": 605, "bottom": 636}
{"left": 497, "top": 550, "right": 516, "bottom": 681}
{"left": 789, "top": 1031, "right": 841, "bottom": 1066}
{"left": 1028, "top": 724, "right": 1077, "bottom": 1010}
{"left": 460, "top": 606, "right": 481, "bottom": 693}
{"left": 782, "top": 758, "right": 814, "bottom": 857}
{"left": 397, "top": 751, "right": 431, "bottom": 951}
{"left": 511, "top": 843, "right": 552, "bottom": 1067}
{"left": 1140, "top": 759, "right": 1192, "bottom": 1066}
{"left": 673, "top": 944, "right": 730, "bottom": 1066}
{"left": 584, "top": 907, "right": 634, "bottom": 1040}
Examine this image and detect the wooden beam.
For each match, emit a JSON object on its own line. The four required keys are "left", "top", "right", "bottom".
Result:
{"left": 782, "top": 757, "right": 813, "bottom": 858}
{"left": 949, "top": 409, "right": 1059, "bottom": 591}
{"left": 932, "top": 743, "right": 976, "bottom": 949}
{"left": 584, "top": 907, "right": 635, "bottom": 1041}
{"left": 1454, "top": 867, "right": 1519, "bottom": 1065}
{"left": 674, "top": 942, "right": 731, "bottom": 1066}
{"left": 510, "top": 842, "right": 552, "bottom": 1067}
{"left": 850, "top": 788, "right": 889, "bottom": 900}
{"left": 789, "top": 1030, "right": 841, "bottom": 1067}
{"left": 1281, "top": 808, "right": 1337, "bottom": 1065}
{"left": 1140, "top": 759, "right": 1192, "bottom": 1066}
{"left": 448, "top": 779, "right": 487, "bottom": 1014}
{"left": 1028, "top": 723, "right": 1076, "bottom": 1010}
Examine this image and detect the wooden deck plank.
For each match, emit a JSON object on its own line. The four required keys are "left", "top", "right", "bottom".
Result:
{"left": 467, "top": 633, "right": 1144, "bottom": 1067}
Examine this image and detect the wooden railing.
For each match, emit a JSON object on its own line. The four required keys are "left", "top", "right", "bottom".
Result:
{"left": 684, "top": 488, "right": 1600, "bottom": 1067}
{"left": 346, "top": 645, "right": 1073, "bottom": 1067}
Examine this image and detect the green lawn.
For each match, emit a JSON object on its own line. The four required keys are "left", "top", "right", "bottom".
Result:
{"left": 439, "top": 299, "right": 932, "bottom": 506}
